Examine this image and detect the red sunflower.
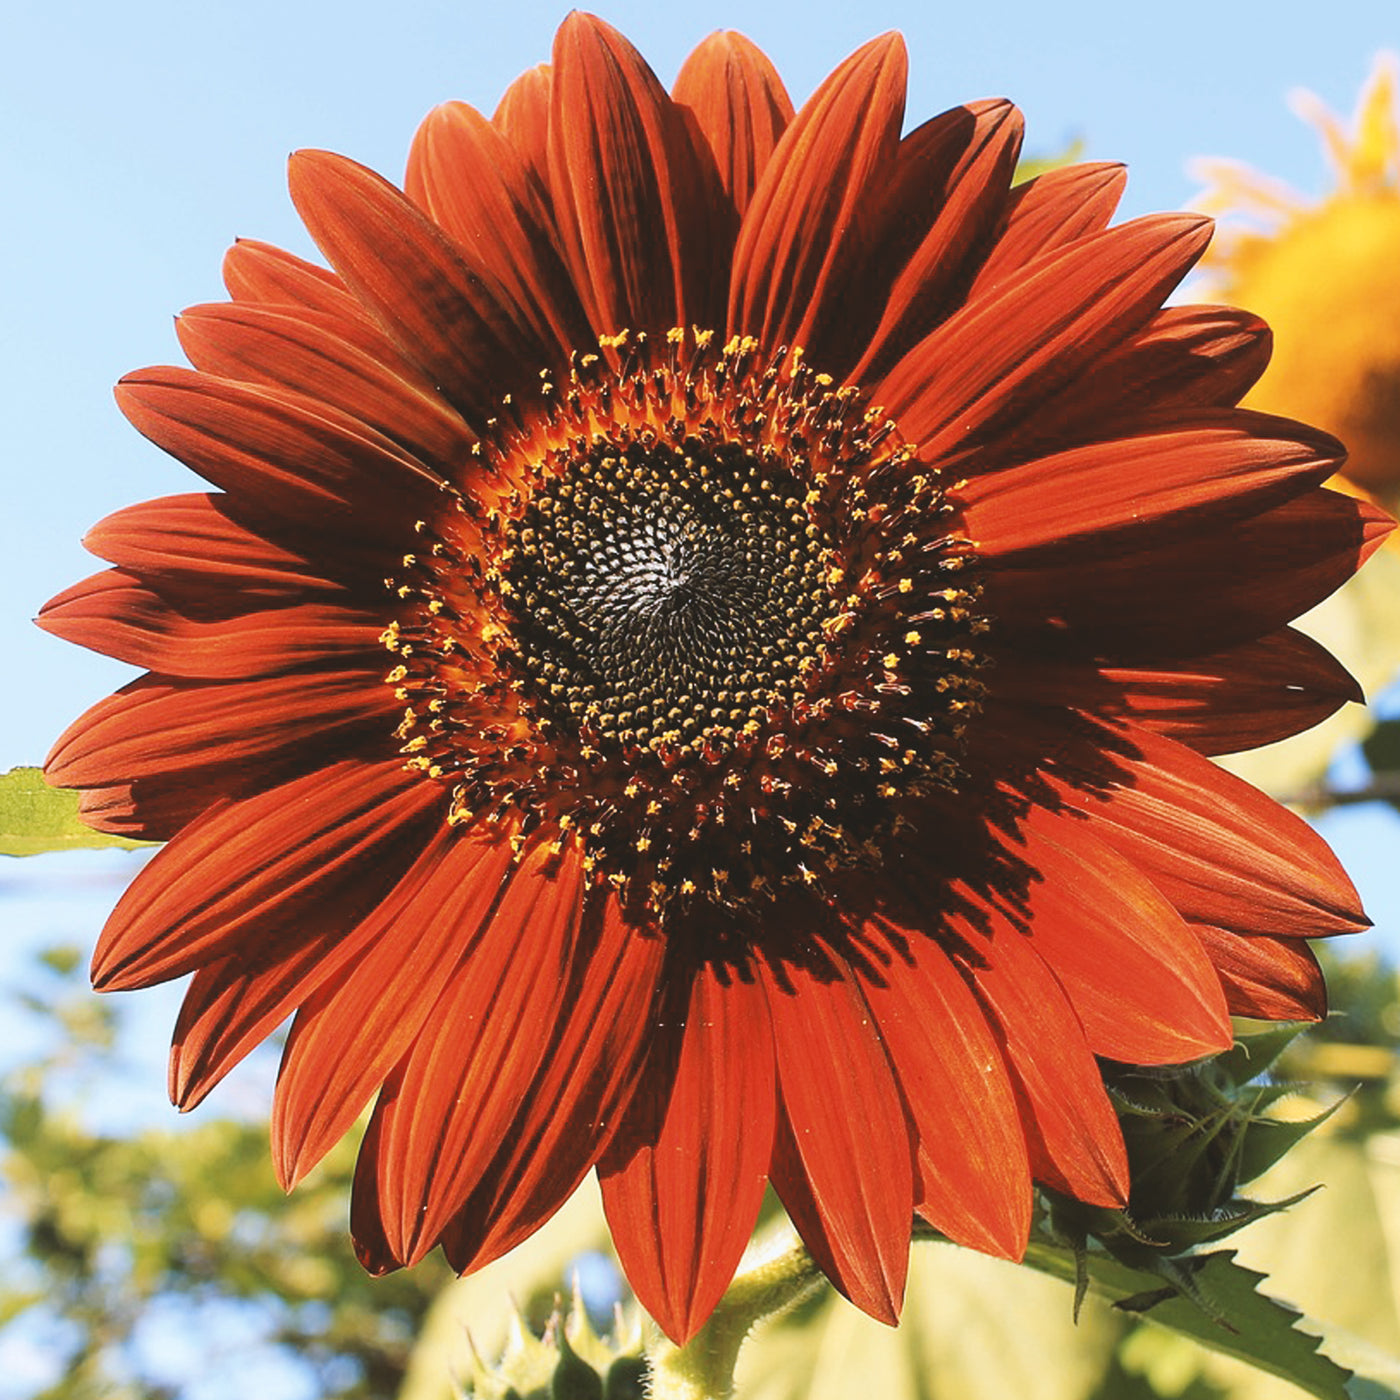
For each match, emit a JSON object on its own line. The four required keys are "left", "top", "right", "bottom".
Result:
{"left": 41, "top": 15, "right": 1384, "bottom": 1344}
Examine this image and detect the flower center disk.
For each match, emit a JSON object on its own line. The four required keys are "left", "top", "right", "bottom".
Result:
{"left": 386, "top": 331, "right": 988, "bottom": 924}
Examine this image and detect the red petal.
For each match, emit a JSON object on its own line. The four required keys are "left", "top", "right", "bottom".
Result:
{"left": 176, "top": 302, "right": 476, "bottom": 470}
{"left": 988, "top": 805, "right": 1232, "bottom": 1062}
{"left": 672, "top": 30, "right": 794, "bottom": 219}
{"left": 851, "top": 100, "right": 1024, "bottom": 382}
{"left": 405, "top": 101, "right": 593, "bottom": 362}
{"left": 37, "top": 568, "right": 381, "bottom": 679}
{"left": 963, "top": 411, "right": 1342, "bottom": 562}
{"left": 858, "top": 925, "right": 1031, "bottom": 1260}
{"left": 492, "top": 63, "right": 552, "bottom": 197}
{"left": 763, "top": 955, "right": 913, "bottom": 1325}
{"left": 222, "top": 238, "right": 365, "bottom": 322}
{"left": 1034, "top": 718, "right": 1368, "bottom": 940}
{"left": 728, "top": 34, "right": 907, "bottom": 357}
{"left": 1191, "top": 925, "right": 1326, "bottom": 1021}
{"left": 599, "top": 964, "right": 776, "bottom": 1344}
{"left": 412, "top": 889, "right": 664, "bottom": 1274}
{"left": 46, "top": 670, "right": 391, "bottom": 792}
{"left": 81, "top": 493, "right": 357, "bottom": 597}
{"left": 547, "top": 14, "right": 725, "bottom": 336}
{"left": 991, "top": 628, "right": 1362, "bottom": 757}
{"left": 967, "top": 162, "right": 1127, "bottom": 295}
{"left": 89, "top": 759, "right": 441, "bottom": 991}
{"left": 879, "top": 215, "right": 1211, "bottom": 464}
{"left": 982, "top": 489, "right": 1392, "bottom": 660}
{"left": 270, "top": 828, "right": 519, "bottom": 1185}
{"left": 115, "top": 367, "right": 440, "bottom": 541}
{"left": 288, "top": 149, "right": 553, "bottom": 421}
{"left": 953, "top": 899, "right": 1129, "bottom": 1206}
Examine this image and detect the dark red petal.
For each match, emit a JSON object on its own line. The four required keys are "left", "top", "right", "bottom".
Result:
{"left": 115, "top": 367, "right": 440, "bottom": 542}
{"left": 963, "top": 411, "right": 1343, "bottom": 562}
{"left": 983, "top": 489, "right": 1392, "bottom": 661}
{"left": 988, "top": 805, "right": 1232, "bottom": 1062}
{"left": 728, "top": 34, "right": 907, "bottom": 356}
{"left": 37, "top": 568, "right": 381, "bottom": 679}
{"left": 763, "top": 956, "right": 912, "bottom": 1325}
{"left": 599, "top": 965, "right": 776, "bottom": 1344}
{"left": 967, "top": 161, "right": 1127, "bottom": 296}
{"left": 858, "top": 926, "right": 1031, "bottom": 1260}
{"left": 1016, "top": 306, "right": 1273, "bottom": 450}
{"left": 953, "top": 902, "right": 1129, "bottom": 1206}
{"left": 81, "top": 493, "right": 357, "bottom": 597}
{"left": 991, "top": 629, "right": 1362, "bottom": 757}
{"left": 46, "top": 670, "right": 391, "bottom": 792}
{"left": 288, "top": 149, "right": 554, "bottom": 420}
{"left": 405, "top": 101, "right": 593, "bottom": 361}
{"left": 547, "top": 13, "right": 726, "bottom": 335}
{"left": 672, "top": 30, "right": 794, "bottom": 219}
{"left": 221, "top": 239, "right": 366, "bottom": 322}
{"left": 880, "top": 215, "right": 1211, "bottom": 464}
{"left": 168, "top": 825, "right": 471, "bottom": 1110}
{"left": 1045, "top": 719, "right": 1367, "bottom": 940}
{"left": 425, "top": 891, "right": 665, "bottom": 1275}
{"left": 492, "top": 63, "right": 552, "bottom": 196}
{"left": 175, "top": 302, "right": 476, "bottom": 470}
{"left": 1192, "top": 925, "right": 1327, "bottom": 1021}
{"left": 270, "top": 828, "right": 519, "bottom": 1186}
{"left": 851, "top": 100, "right": 1024, "bottom": 382}
{"left": 89, "top": 759, "right": 441, "bottom": 991}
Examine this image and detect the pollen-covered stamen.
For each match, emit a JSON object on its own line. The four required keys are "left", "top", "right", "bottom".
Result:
{"left": 384, "top": 328, "right": 989, "bottom": 921}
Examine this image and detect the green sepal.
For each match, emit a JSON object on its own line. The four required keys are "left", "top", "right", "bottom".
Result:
{"left": 0, "top": 766, "right": 153, "bottom": 855}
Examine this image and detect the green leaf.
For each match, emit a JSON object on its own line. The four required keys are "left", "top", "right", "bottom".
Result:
{"left": 1022, "top": 1244, "right": 1360, "bottom": 1400}
{"left": 0, "top": 767, "right": 152, "bottom": 855}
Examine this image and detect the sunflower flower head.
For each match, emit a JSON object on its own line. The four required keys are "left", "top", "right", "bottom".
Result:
{"left": 40, "top": 15, "right": 1387, "bottom": 1346}
{"left": 1196, "top": 53, "right": 1400, "bottom": 501}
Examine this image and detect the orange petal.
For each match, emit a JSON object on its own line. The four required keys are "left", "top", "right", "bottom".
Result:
{"left": 492, "top": 63, "right": 552, "bottom": 196}
{"left": 221, "top": 238, "right": 365, "bottom": 322}
{"left": 1192, "top": 925, "right": 1327, "bottom": 1021}
{"left": 728, "top": 33, "right": 907, "bottom": 355}
{"left": 764, "top": 954, "right": 912, "bottom": 1325}
{"left": 600, "top": 964, "right": 776, "bottom": 1344}
{"left": 859, "top": 925, "right": 1031, "bottom": 1260}
{"left": 672, "top": 30, "right": 793, "bottom": 219}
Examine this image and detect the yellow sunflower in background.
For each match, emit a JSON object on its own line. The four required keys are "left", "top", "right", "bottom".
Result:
{"left": 1197, "top": 55, "right": 1400, "bottom": 794}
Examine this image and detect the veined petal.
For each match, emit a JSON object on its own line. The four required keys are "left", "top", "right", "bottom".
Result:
{"left": 599, "top": 963, "right": 776, "bottom": 1345}
{"left": 728, "top": 33, "right": 907, "bottom": 357}
{"left": 271, "top": 828, "right": 519, "bottom": 1186}
{"left": 175, "top": 302, "right": 476, "bottom": 470}
{"left": 433, "top": 892, "right": 666, "bottom": 1273}
{"left": 289, "top": 149, "right": 556, "bottom": 420}
{"left": 405, "top": 101, "right": 593, "bottom": 363}
{"left": 89, "top": 759, "right": 441, "bottom": 991}
{"left": 37, "top": 568, "right": 382, "bottom": 679}
{"left": 991, "top": 628, "right": 1362, "bottom": 756}
{"left": 764, "top": 954, "right": 913, "bottom": 1325}
{"left": 46, "top": 670, "right": 391, "bottom": 792}
{"left": 115, "top": 367, "right": 441, "bottom": 541}
{"left": 222, "top": 238, "right": 366, "bottom": 322}
{"left": 1191, "top": 925, "right": 1327, "bottom": 1021}
{"left": 880, "top": 215, "right": 1211, "bottom": 464}
{"left": 858, "top": 922, "right": 1031, "bottom": 1260}
{"left": 967, "top": 161, "right": 1127, "bottom": 296}
{"left": 548, "top": 13, "right": 725, "bottom": 336}
{"left": 963, "top": 411, "right": 1343, "bottom": 562}
{"left": 672, "top": 30, "right": 794, "bottom": 219}
{"left": 492, "top": 63, "right": 552, "bottom": 196}
{"left": 851, "top": 100, "right": 1024, "bottom": 382}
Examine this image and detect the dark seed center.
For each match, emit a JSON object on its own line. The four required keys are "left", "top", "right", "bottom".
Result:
{"left": 501, "top": 437, "right": 838, "bottom": 755}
